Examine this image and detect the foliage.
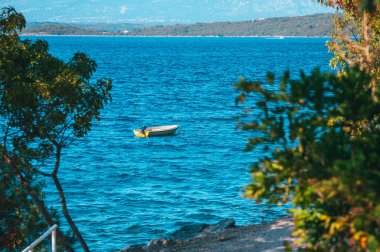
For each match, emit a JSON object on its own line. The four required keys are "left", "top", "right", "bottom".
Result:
{"left": 318, "top": 0, "right": 380, "bottom": 13}
{"left": 235, "top": 66, "right": 380, "bottom": 251}
{"left": 1, "top": 164, "right": 48, "bottom": 251}
{"left": 317, "top": 0, "right": 380, "bottom": 100}
{"left": 235, "top": 2, "right": 380, "bottom": 249}
{"left": 0, "top": 6, "right": 111, "bottom": 251}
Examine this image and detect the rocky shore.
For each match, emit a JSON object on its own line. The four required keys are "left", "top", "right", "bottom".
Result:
{"left": 121, "top": 217, "right": 294, "bottom": 252}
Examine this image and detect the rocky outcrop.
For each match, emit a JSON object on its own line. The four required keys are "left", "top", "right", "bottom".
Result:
{"left": 121, "top": 219, "right": 236, "bottom": 252}
{"left": 170, "top": 219, "right": 236, "bottom": 240}
{"left": 120, "top": 217, "right": 294, "bottom": 252}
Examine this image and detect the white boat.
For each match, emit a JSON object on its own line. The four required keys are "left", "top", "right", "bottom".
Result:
{"left": 133, "top": 125, "right": 179, "bottom": 138}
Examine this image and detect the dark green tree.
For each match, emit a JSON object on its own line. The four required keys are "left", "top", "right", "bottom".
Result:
{"left": 0, "top": 162, "right": 55, "bottom": 251}
{"left": 236, "top": 66, "right": 380, "bottom": 250}
{"left": 0, "top": 7, "right": 111, "bottom": 251}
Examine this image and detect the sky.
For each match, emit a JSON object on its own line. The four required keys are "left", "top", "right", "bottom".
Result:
{"left": 1, "top": 0, "right": 334, "bottom": 24}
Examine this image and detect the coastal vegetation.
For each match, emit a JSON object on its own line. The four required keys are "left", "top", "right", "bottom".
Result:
{"left": 127, "top": 13, "right": 333, "bottom": 37}
{"left": 23, "top": 22, "right": 143, "bottom": 36}
{"left": 24, "top": 24, "right": 105, "bottom": 36}
{"left": 22, "top": 13, "right": 334, "bottom": 37}
{"left": 236, "top": 0, "right": 380, "bottom": 250}
{"left": 0, "top": 7, "right": 111, "bottom": 251}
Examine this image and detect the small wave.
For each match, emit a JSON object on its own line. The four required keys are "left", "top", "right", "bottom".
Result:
{"left": 126, "top": 224, "right": 145, "bottom": 232}
{"left": 185, "top": 213, "right": 219, "bottom": 221}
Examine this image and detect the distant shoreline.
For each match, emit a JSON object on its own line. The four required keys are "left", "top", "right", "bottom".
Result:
{"left": 21, "top": 34, "right": 331, "bottom": 39}
{"left": 24, "top": 14, "right": 333, "bottom": 38}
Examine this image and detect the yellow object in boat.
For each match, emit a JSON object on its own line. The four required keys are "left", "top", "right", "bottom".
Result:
{"left": 133, "top": 129, "right": 149, "bottom": 138}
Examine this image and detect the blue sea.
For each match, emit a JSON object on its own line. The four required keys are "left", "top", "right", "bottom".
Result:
{"left": 27, "top": 36, "right": 331, "bottom": 251}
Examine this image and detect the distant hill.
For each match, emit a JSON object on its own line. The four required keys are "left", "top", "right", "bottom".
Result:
{"left": 22, "top": 14, "right": 334, "bottom": 37}
{"left": 23, "top": 24, "right": 106, "bottom": 35}
{"left": 76, "top": 23, "right": 145, "bottom": 32}
{"left": 23, "top": 22, "right": 144, "bottom": 35}
{"left": 128, "top": 14, "right": 334, "bottom": 37}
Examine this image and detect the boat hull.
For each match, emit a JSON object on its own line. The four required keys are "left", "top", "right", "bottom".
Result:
{"left": 134, "top": 125, "right": 179, "bottom": 138}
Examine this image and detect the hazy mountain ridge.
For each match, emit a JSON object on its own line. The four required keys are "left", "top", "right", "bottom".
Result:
{"left": 129, "top": 13, "right": 334, "bottom": 37}
{"left": 22, "top": 14, "right": 334, "bottom": 37}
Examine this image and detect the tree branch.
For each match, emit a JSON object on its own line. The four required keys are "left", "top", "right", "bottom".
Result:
{"left": 51, "top": 141, "right": 90, "bottom": 251}
{"left": 1, "top": 149, "right": 74, "bottom": 252}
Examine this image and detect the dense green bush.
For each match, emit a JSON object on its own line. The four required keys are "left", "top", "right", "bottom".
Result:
{"left": 236, "top": 66, "right": 380, "bottom": 251}
{"left": 236, "top": 1, "right": 380, "bottom": 250}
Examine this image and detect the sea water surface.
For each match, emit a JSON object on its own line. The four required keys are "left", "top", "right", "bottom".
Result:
{"left": 27, "top": 37, "right": 331, "bottom": 251}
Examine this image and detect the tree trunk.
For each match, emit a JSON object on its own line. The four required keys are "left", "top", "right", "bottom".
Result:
{"left": 52, "top": 174, "right": 90, "bottom": 252}
{"left": 52, "top": 144, "right": 90, "bottom": 251}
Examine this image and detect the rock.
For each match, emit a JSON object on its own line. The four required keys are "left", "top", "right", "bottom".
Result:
{"left": 202, "top": 218, "right": 236, "bottom": 235}
{"left": 120, "top": 217, "right": 294, "bottom": 252}
{"left": 121, "top": 219, "right": 237, "bottom": 251}
{"left": 170, "top": 223, "right": 209, "bottom": 240}
{"left": 170, "top": 219, "right": 236, "bottom": 240}
{"left": 123, "top": 238, "right": 175, "bottom": 251}
{"left": 146, "top": 238, "right": 170, "bottom": 249}
{"left": 121, "top": 244, "right": 146, "bottom": 252}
